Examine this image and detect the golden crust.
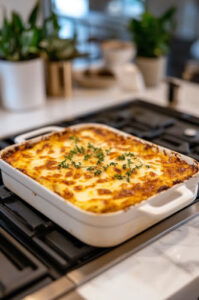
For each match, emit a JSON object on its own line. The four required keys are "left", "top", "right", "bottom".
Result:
{"left": 2, "top": 126, "right": 199, "bottom": 214}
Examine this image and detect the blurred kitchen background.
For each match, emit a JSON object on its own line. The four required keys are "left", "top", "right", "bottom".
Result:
{"left": 2, "top": 0, "right": 199, "bottom": 79}
{"left": 1, "top": 0, "right": 199, "bottom": 112}
{"left": 49, "top": 0, "right": 199, "bottom": 80}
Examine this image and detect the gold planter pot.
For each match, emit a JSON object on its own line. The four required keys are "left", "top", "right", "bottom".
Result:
{"left": 46, "top": 61, "right": 72, "bottom": 98}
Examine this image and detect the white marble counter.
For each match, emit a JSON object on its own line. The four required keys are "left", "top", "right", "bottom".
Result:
{"left": 1, "top": 80, "right": 199, "bottom": 139}
{"left": 1, "top": 80, "right": 199, "bottom": 299}
{"left": 78, "top": 215, "right": 199, "bottom": 300}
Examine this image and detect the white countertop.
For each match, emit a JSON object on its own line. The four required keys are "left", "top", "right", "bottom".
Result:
{"left": 78, "top": 215, "right": 199, "bottom": 300}
{"left": 1, "top": 80, "right": 199, "bottom": 299}
{"left": 1, "top": 80, "right": 199, "bottom": 139}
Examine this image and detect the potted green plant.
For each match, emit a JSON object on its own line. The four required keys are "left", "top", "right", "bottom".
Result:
{"left": 40, "top": 13, "right": 81, "bottom": 98}
{"left": 0, "top": 3, "right": 45, "bottom": 111}
{"left": 129, "top": 7, "right": 176, "bottom": 86}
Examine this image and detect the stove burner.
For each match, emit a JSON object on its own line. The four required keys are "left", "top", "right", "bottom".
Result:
{"left": 190, "top": 145, "right": 199, "bottom": 161}
{"left": 166, "top": 123, "right": 199, "bottom": 143}
{"left": 130, "top": 108, "right": 175, "bottom": 129}
{"left": 153, "top": 134, "right": 190, "bottom": 154}
{"left": 122, "top": 124, "right": 163, "bottom": 139}
{"left": 88, "top": 108, "right": 175, "bottom": 134}
{"left": 91, "top": 115, "right": 128, "bottom": 129}
{"left": 184, "top": 128, "right": 198, "bottom": 137}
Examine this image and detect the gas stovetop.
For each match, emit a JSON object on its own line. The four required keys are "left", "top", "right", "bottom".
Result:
{"left": 1, "top": 99, "right": 199, "bottom": 300}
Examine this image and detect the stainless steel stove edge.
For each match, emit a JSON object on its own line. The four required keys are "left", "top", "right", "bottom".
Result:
{"left": 23, "top": 277, "right": 76, "bottom": 300}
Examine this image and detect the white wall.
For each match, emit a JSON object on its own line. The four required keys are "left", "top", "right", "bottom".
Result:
{"left": 0, "top": 0, "right": 37, "bottom": 24}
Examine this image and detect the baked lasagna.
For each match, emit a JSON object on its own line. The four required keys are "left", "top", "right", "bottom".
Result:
{"left": 2, "top": 125, "right": 198, "bottom": 213}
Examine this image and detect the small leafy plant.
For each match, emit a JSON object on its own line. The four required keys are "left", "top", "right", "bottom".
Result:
{"left": 0, "top": 3, "right": 82, "bottom": 62}
{"left": 129, "top": 7, "right": 176, "bottom": 58}
{"left": 0, "top": 3, "right": 42, "bottom": 61}
{"left": 40, "top": 12, "right": 81, "bottom": 61}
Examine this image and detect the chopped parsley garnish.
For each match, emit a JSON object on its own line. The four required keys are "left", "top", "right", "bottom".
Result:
{"left": 126, "top": 152, "right": 135, "bottom": 157}
{"left": 103, "top": 165, "right": 108, "bottom": 171}
{"left": 117, "top": 154, "right": 126, "bottom": 161}
{"left": 84, "top": 154, "right": 91, "bottom": 160}
{"left": 65, "top": 149, "right": 77, "bottom": 160}
{"left": 75, "top": 145, "right": 85, "bottom": 154}
{"left": 96, "top": 152, "right": 104, "bottom": 164}
{"left": 96, "top": 150, "right": 104, "bottom": 160}
{"left": 125, "top": 170, "right": 133, "bottom": 182}
{"left": 58, "top": 161, "right": 70, "bottom": 168}
{"left": 94, "top": 170, "right": 102, "bottom": 176}
{"left": 122, "top": 164, "right": 127, "bottom": 170}
{"left": 88, "top": 143, "right": 97, "bottom": 151}
{"left": 69, "top": 136, "right": 80, "bottom": 143}
{"left": 72, "top": 161, "right": 82, "bottom": 169}
{"left": 58, "top": 136, "right": 146, "bottom": 182}
{"left": 114, "top": 174, "right": 124, "bottom": 180}
{"left": 127, "top": 159, "right": 133, "bottom": 168}
{"left": 136, "top": 164, "right": 143, "bottom": 169}
{"left": 109, "top": 162, "right": 117, "bottom": 166}
{"left": 105, "top": 149, "right": 112, "bottom": 154}
{"left": 117, "top": 153, "right": 135, "bottom": 161}
{"left": 87, "top": 166, "right": 95, "bottom": 171}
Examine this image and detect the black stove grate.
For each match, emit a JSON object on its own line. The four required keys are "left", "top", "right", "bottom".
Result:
{"left": 0, "top": 186, "right": 108, "bottom": 273}
{"left": 0, "top": 227, "right": 49, "bottom": 300}
{"left": 0, "top": 99, "right": 199, "bottom": 299}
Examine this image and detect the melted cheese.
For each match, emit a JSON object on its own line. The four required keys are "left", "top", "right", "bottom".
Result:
{"left": 2, "top": 126, "right": 198, "bottom": 214}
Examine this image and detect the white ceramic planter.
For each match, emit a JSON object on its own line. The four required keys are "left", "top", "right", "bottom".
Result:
{"left": 0, "top": 58, "right": 46, "bottom": 111}
{"left": 136, "top": 56, "right": 167, "bottom": 87}
{"left": 101, "top": 40, "right": 136, "bottom": 71}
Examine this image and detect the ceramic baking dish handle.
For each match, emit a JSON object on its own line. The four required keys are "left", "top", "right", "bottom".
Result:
{"left": 138, "top": 185, "right": 194, "bottom": 217}
{"left": 14, "top": 126, "right": 64, "bottom": 144}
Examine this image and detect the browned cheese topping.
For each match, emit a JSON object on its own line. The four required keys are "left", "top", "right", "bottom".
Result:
{"left": 2, "top": 126, "right": 198, "bottom": 213}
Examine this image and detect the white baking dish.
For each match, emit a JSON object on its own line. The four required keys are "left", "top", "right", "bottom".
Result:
{"left": 0, "top": 124, "right": 199, "bottom": 247}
